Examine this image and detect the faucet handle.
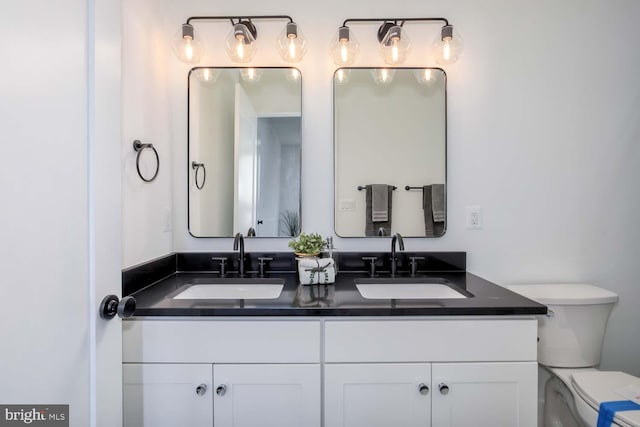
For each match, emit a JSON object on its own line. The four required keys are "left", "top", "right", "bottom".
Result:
{"left": 258, "top": 257, "right": 273, "bottom": 277}
{"left": 408, "top": 256, "right": 425, "bottom": 277}
{"left": 361, "top": 256, "right": 378, "bottom": 277}
{"left": 211, "top": 257, "right": 227, "bottom": 276}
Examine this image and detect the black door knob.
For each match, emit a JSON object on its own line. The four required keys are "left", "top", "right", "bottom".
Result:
{"left": 100, "top": 295, "right": 136, "bottom": 320}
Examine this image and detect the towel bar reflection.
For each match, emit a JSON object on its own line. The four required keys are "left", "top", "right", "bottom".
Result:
{"left": 405, "top": 185, "right": 423, "bottom": 191}
{"left": 133, "top": 140, "right": 160, "bottom": 183}
{"left": 192, "top": 161, "right": 206, "bottom": 190}
{"left": 357, "top": 185, "right": 397, "bottom": 191}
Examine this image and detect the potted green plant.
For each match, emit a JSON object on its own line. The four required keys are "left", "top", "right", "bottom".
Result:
{"left": 288, "top": 232, "right": 326, "bottom": 257}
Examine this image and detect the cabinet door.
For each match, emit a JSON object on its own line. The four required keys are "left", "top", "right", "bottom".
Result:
{"left": 325, "top": 363, "right": 431, "bottom": 427}
{"left": 431, "top": 362, "right": 537, "bottom": 427}
{"left": 123, "top": 363, "right": 213, "bottom": 427}
{"left": 213, "top": 364, "right": 320, "bottom": 427}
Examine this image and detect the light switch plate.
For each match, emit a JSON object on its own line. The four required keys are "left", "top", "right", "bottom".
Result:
{"left": 339, "top": 199, "right": 356, "bottom": 212}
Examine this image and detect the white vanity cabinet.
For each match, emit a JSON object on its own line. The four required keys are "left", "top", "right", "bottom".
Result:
{"left": 430, "top": 362, "right": 537, "bottom": 427}
{"left": 123, "top": 320, "right": 321, "bottom": 427}
{"left": 324, "top": 363, "right": 431, "bottom": 427}
{"left": 123, "top": 363, "right": 213, "bottom": 427}
{"left": 323, "top": 362, "right": 536, "bottom": 427}
{"left": 213, "top": 364, "right": 320, "bottom": 427}
{"left": 123, "top": 317, "right": 537, "bottom": 427}
{"left": 323, "top": 319, "right": 538, "bottom": 427}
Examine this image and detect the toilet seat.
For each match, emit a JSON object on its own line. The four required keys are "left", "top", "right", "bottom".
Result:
{"left": 571, "top": 371, "right": 640, "bottom": 427}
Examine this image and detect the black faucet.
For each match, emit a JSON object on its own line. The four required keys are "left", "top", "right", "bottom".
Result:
{"left": 390, "top": 233, "right": 404, "bottom": 277}
{"left": 233, "top": 233, "right": 245, "bottom": 277}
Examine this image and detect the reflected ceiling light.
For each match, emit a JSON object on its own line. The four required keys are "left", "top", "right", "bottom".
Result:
{"left": 195, "top": 68, "right": 221, "bottom": 84}
{"left": 172, "top": 15, "right": 304, "bottom": 64}
{"left": 225, "top": 21, "right": 258, "bottom": 63}
{"left": 371, "top": 68, "right": 395, "bottom": 85}
{"left": 240, "top": 68, "right": 264, "bottom": 82}
{"left": 172, "top": 23, "right": 203, "bottom": 63}
{"left": 329, "top": 26, "right": 360, "bottom": 66}
{"left": 413, "top": 68, "right": 438, "bottom": 86}
{"left": 277, "top": 22, "right": 307, "bottom": 62}
{"left": 334, "top": 68, "right": 350, "bottom": 84}
{"left": 286, "top": 68, "right": 301, "bottom": 82}
{"left": 333, "top": 18, "right": 463, "bottom": 66}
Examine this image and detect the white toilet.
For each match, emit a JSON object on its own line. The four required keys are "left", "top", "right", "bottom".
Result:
{"left": 507, "top": 283, "right": 640, "bottom": 427}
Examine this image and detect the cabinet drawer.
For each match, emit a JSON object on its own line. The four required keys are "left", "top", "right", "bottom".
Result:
{"left": 324, "top": 319, "right": 537, "bottom": 362}
{"left": 123, "top": 319, "right": 321, "bottom": 363}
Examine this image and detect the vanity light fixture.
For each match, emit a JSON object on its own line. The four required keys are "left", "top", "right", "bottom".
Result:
{"left": 173, "top": 23, "right": 203, "bottom": 63}
{"left": 329, "top": 26, "right": 360, "bottom": 66}
{"left": 225, "top": 20, "right": 258, "bottom": 63}
{"left": 276, "top": 22, "right": 307, "bottom": 63}
{"left": 431, "top": 25, "right": 464, "bottom": 64}
{"left": 377, "top": 22, "right": 411, "bottom": 65}
{"left": 331, "top": 17, "right": 463, "bottom": 66}
{"left": 173, "top": 15, "right": 307, "bottom": 64}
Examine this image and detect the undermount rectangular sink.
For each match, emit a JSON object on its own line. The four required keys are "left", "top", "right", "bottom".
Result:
{"left": 171, "top": 278, "right": 285, "bottom": 300}
{"left": 354, "top": 278, "right": 468, "bottom": 300}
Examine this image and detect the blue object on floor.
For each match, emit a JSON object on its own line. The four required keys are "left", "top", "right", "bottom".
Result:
{"left": 597, "top": 400, "right": 640, "bottom": 427}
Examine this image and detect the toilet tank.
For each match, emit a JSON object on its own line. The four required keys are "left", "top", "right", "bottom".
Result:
{"left": 507, "top": 284, "right": 618, "bottom": 368}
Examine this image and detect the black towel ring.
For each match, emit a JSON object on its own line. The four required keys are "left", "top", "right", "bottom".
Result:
{"left": 133, "top": 140, "right": 159, "bottom": 183}
{"left": 192, "top": 161, "right": 206, "bottom": 190}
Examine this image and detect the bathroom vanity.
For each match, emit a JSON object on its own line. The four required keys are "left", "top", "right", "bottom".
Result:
{"left": 122, "top": 252, "right": 545, "bottom": 427}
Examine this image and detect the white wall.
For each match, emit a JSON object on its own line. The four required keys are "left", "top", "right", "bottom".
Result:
{"left": 151, "top": 0, "right": 640, "bottom": 374}
{"left": 122, "top": 0, "right": 173, "bottom": 267}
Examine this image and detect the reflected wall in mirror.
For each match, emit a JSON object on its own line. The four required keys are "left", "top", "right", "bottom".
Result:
{"left": 334, "top": 67, "right": 446, "bottom": 237}
{"left": 189, "top": 67, "right": 302, "bottom": 237}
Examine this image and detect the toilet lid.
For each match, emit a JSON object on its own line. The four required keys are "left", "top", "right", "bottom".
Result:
{"left": 506, "top": 283, "right": 618, "bottom": 305}
{"left": 572, "top": 371, "right": 640, "bottom": 427}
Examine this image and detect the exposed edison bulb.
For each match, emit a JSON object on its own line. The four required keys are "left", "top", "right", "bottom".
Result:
{"left": 329, "top": 26, "right": 360, "bottom": 66}
{"left": 391, "top": 39, "right": 399, "bottom": 63}
{"left": 277, "top": 22, "right": 307, "bottom": 63}
{"left": 236, "top": 36, "right": 245, "bottom": 60}
{"left": 225, "top": 22, "right": 257, "bottom": 63}
{"left": 370, "top": 68, "right": 395, "bottom": 85}
{"left": 334, "top": 68, "right": 350, "bottom": 85}
{"left": 413, "top": 68, "right": 441, "bottom": 87}
{"left": 443, "top": 40, "right": 451, "bottom": 61}
{"left": 172, "top": 24, "right": 202, "bottom": 64}
{"left": 240, "top": 68, "right": 264, "bottom": 82}
{"left": 431, "top": 25, "right": 464, "bottom": 65}
{"left": 378, "top": 24, "right": 410, "bottom": 65}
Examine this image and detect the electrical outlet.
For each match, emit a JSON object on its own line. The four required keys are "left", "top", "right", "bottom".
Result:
{"left": 465, "top": 205, "right": 482, "bottom": 230}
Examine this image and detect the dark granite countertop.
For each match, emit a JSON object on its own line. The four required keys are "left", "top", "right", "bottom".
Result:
{"left": 128, "top": 268, "right": 547, "bottom": 317}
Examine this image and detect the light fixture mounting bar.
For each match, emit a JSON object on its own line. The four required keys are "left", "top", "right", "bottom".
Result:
{"left": 186, "top": 15, "right": 294, "bottom": 25}
{"left": 342, "top": 17, "right": 449, "bottom": 27}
